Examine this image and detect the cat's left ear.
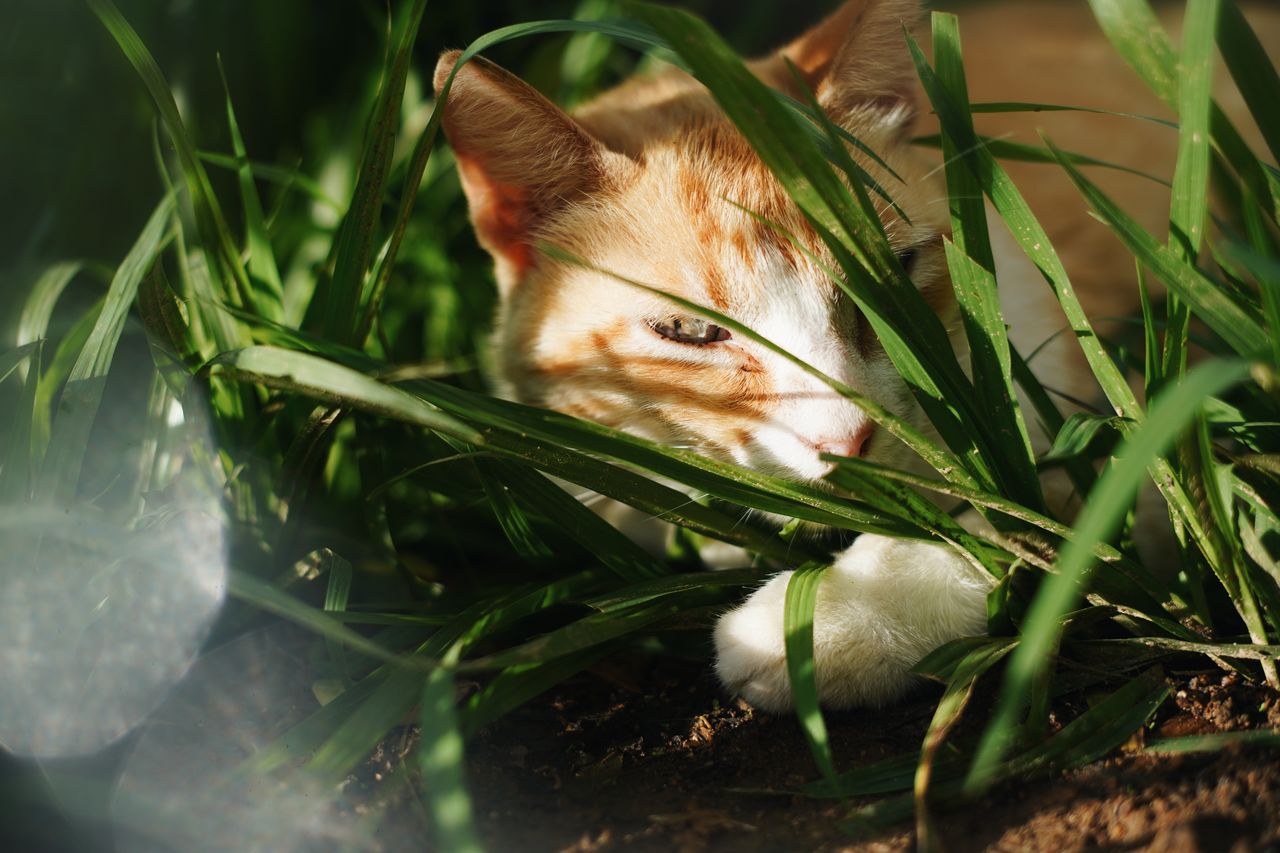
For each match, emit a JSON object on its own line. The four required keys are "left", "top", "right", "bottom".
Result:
{"left": 766, "top": 0, "right": 920, "bottom": 136}
{"left": 433, "top": 51, "right": 631, "bottom": 289}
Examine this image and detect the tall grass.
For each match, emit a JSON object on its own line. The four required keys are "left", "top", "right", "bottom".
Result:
{"left": 4, "top": 0, "right": 1278, "bottom": 847}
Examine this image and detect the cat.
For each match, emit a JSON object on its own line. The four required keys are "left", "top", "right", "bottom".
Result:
{"left": 432, "top": 0, "right": 1279, "bottom": 711}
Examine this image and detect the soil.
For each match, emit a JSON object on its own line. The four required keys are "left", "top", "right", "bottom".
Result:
{"left": 410, "top": 658, "right": 1280, "bottom": 853}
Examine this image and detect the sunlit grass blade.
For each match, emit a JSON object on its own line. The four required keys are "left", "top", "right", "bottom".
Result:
{"left": 418, "top": 645, "right": 484, "bottom": 853}
{"left": 1046, "top": 139, "right": 1269, "bottom": 358}
{"left": 1161, "top": 0, "right": 1218, "bottom": 397}
{"left": 965, "top": 360, "right": 1253, "bottom": 794}
{"left": 914, "top": 134, "right": 1172, "bottom": 186}
{"left": 208, "top": 345, "right": 481, "bottom": 443}
{"left": 784, "top": 564, "right": 837, "bottom": 785}
{"left": 907, "top": 33, "right": 1142, "bottom": 423}
{"left": 927, "top": 14, "right": 1040, "bottom": 510}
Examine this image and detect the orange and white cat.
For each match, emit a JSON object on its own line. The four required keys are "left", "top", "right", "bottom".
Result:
{"left": 434, "top": 0, "right": 1278, "bottom": 711}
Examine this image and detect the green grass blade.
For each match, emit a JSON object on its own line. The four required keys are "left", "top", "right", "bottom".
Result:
{"left": 36, "top": 194, "right": 175, "bottom": 505}
{"left": 1087, "top": 0, "right": 1279, "bottom": 218}
{"left": 1163, "top": 0, "right": 1219, "bottom": 384}
{"left": 228, "top": 571, "right": 430, "bottom": 671}
{"left": 470, "top": 460, "right": 667, "bottom": 581}
{"left": 784, "top": 564, "right": 838, "bottom": 785}
{"left": 913, "top": 639, "right": 1016, "bottom": 849}
{"left": 1218, "top": 0, "right": 1280, "bottom": 166}
{"left": 318, "top": 0, "right": 428, "bottom": 344}
{"left": 16, "top": 262, "right": 83, "bottom": 350}
{"left": 197, "top": 151, "right": 342, "bottom": 211}
{"left": 1047, "top": 139, "right": 1270, "bottom": 358}
{"left": 418, "top": 646, "right": 484, "bottom": 853}
{"left": 461, "top": 647, "right": 614, "bottom": 738}
{"left": 965, "top": 360, "right": 1252, "bottom": 794}
{"left": 906, "top": 33, "right": 1143, "bottom": 423}
{"left": 913, "top": 134, "right": 1171, "bottom": 187}
{"left": 929, "top": 12, "right": 1041, "bottom": 511}
{"left": 1168, "top": 0, "right": 1218, "bottom": 261}
{"left": 321, "top": 550, "right": 355, "bottom": 685}
{"left": 85, "top": 0, "right": 251, "bottom": 309}
{"left": 0, "top": 342, "right": 41, "bottom": 386}
{"left": 208, "top": 345, "right": 481, "bottom": 443}
{"left": 1146, "top": 729, "right": 1280, "bottom": 754}
{"left": 473, "top": 457, "right": 555, "bottom": 562}
{"left": 1223, "top": 241, "right": 1280, "bottom": 367}
{"left": 217, "top": 57, "right": 285, "bottom": 323}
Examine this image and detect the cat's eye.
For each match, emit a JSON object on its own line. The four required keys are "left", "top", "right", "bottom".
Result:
{"left": 649, "top": 316, "right": 732, "bottom": 345}
{"left": 897, "top": 247, "right": 919, "bottom": 275}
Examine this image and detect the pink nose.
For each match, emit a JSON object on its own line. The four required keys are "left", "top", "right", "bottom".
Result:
{"left": 813, "top": 426, "right": 875, "bottom": 460}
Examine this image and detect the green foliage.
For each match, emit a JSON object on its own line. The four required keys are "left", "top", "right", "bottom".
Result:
{"left": 6, "top": 0, "right": 1279, "bottom": 845}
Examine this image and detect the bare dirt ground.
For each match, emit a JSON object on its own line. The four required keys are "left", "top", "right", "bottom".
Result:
{"left": 406, "top": 658, "right": 1280, "bottom": 852}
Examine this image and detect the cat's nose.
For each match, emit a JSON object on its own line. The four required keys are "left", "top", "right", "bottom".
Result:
{"left": 813, "top": 425, "right": 875, "bottom": 460}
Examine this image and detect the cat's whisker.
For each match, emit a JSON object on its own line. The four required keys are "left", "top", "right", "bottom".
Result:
{"left": 920, "top": 131, "right": 1016, "bottom": 181}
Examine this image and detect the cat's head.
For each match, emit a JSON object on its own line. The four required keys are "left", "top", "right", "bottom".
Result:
{"left": 435, "top": 0, "right": 953, "bottom": 483}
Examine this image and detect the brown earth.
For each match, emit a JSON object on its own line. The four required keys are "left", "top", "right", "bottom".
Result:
{"left": 376, "top": 659, "right": 1280, "bottom": 853}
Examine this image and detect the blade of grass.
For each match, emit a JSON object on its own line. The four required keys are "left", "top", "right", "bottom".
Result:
{"left": 1218, "top": 0, "right": 1280, "bottom": 166}
{"left": 16, "top": 262, "right": 84, "bottom": 351}
{"left": 913, "top": 134, "right": 1171, "bottom": 186}
{"left": 217, "top": 56, "right": 285, "bottom": 323}
{"left": 36, "top": 194, "right": 175, "bottom": 505}
{"left": 784, "top": 564, "right": 838, "bottom": 785}
{"left": 418, "top": 645, "right": 484, "bottom": 853}
{"left": 931, "top": 13, "right": 1041, "bottom": 512}
{"left": 317, "top": 0, "right": 427, "bottom": 344}
{"left": 85, "top": 0, "right": 252, "bottom": 310}
{"left": 1047, "top": 139, "right": 1269, "bottom": 358}
{"left": 913, "top": 639, "right": 1016, "bottom": 851}
{"left": 965, "top": 360, "right": 1251, "bottom": 794}
{"left": 206, "top": 346, "right": 480, "bottom": 444}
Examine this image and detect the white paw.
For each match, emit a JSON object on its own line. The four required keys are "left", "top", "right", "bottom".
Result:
{"left": 713, "top": 535, "right": 992, "bottom": 712}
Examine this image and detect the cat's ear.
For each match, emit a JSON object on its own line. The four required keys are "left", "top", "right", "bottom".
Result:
{"left": 433, "top": 51, "right": 625, "bottom": 287}
{"left": 773, "top": 0, "right": 920, "bottom": 134}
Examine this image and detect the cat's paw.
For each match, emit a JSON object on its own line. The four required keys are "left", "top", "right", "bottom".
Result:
{"left": 713, "top": 571, "right": 795, "bottom": 712}
{"left": 713, "top": 535, "right": 992, "bottom": 712}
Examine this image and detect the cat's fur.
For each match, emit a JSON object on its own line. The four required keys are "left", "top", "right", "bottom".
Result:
{"left": 434, "top": 0, "right": 1279, "bottom": 711}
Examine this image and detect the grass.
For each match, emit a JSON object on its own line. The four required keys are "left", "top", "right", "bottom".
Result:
{"left": 3, "top": 0, "right": 1279, "bottom": 848}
